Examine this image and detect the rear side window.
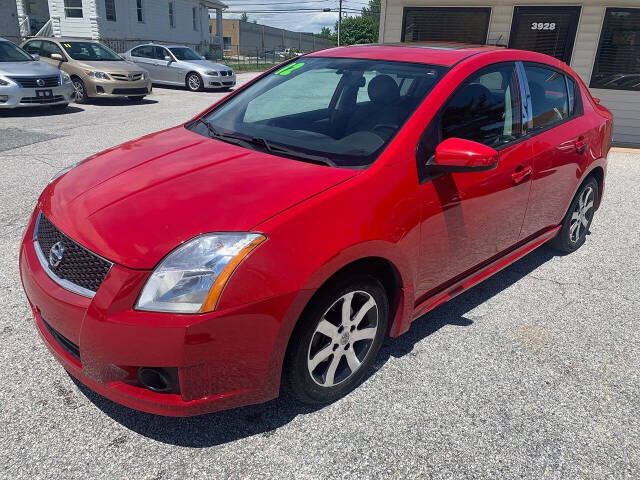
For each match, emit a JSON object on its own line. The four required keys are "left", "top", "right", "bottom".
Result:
{"left": 132, "top": 45, "right": 153, "bottom": 58}
{"left": 524, "top": 65, "right": 568, "bottom": 131}
{"left": 442, "top": 63, "right": 520, "bottom": 148}
{"left": 23, "top": 41, "right": 41, "bottom": 55}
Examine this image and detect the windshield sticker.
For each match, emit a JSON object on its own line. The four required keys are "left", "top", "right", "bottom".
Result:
{"left": 274, "top": 62, "right": 305, "bottom": 76}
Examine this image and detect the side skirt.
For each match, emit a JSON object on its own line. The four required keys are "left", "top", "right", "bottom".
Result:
{"left": 412, "top": 226, "right": 560, "bottom": 320}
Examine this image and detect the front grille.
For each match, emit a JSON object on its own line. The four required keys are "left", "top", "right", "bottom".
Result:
{"left": 9, "top": 75, "right": 59, "bottom": 88}
{"left": 20, "top": 95, "right": 65, "bottom": 104}
{"left": 112, "top": 87, "right": 147, "bottom": 95}
{"left": 43, "top": 318, "right": 80, "bottom": 362}
{"left": 110, "top": 72, "right": 143, "bottom": 81}
{"left": 220, "top": 70, "right": 233, "bottom": 77}
{"left": 35, "top": 213, "right": 112, "bottom": 294}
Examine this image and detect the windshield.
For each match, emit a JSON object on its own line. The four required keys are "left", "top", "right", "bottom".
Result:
{"left": 169, "top": 47, "right": 202, "bottom": 61}
{"left": 0, "top": 41, "right": 33, "bottom": 62}
{"left": 61, "top": 41, "right": 122, "bottom": 61}
{"left": 190, "top": 57, "right": 446, "bottom": 167}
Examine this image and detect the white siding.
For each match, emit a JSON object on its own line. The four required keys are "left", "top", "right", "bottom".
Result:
{"left": 381, "top": 0, "right": 640, "bottom": 146}
{"left": 49, "top": 0, "right": 99, "bottom": 38}
{"left": 96, "top": 0, "right": 211, "bottom": 47}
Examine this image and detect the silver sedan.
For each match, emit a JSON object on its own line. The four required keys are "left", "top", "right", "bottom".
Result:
{"left": 0, "top": 38, "right": 75, "bottom": 109}
{"left": 123, "top": 44, "right": 236, "bottom": 92}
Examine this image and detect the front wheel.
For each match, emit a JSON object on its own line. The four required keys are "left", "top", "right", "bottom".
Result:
{"left": 72, "top": 78, "right": 88, "bottom": 104}
{"left": 283, "top": 276, "right": 388, "bottom": 404}
{"left": 186, "top": 73, "right": 203, "bottom": 92}
{"left": 549, "top": 177, "right": 599, "bottom": 252}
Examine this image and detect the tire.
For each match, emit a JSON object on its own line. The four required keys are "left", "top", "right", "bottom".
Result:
{"left": 186, "top": 72, "right": 203, "bottom": 92}
{"left": 72, "top": 78, "right": 88, "bottom": 104}
{"left": 283, "top": 275, "right": 389, "bottom": 404}
{"left": 126, "top": 96, "right": 145, "bottom": 102}
{"left": 49, "top": 103, "right": 68, "bottom": 110}
{"left": 549, "top": 177, "right": 599, "bottom": 253}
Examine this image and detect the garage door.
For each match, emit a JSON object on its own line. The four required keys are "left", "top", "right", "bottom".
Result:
{"left": 508, "top": 6, "right": 581, "bottom": 63}
{"left": 401, "top": 7, "right": 491, "bottom": 44}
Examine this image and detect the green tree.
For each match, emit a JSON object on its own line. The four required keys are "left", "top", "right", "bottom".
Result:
{"left": 336, "top": 15, "right": 378, "bottom": 45}
{"left": 316, "top": 26, "right": 337, "bottom": 44}
{"left": 239, "top": 12, "right": 248, "bottom": 22}
{"left": 362, "top": 0, "right": 381, "bottom": 24}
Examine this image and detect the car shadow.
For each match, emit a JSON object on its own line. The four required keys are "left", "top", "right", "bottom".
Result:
{"left": 83, "top": 98, "right": 159, "bottom": 106}
{"left": 0, "top": 105, "right": 84, "bottom": 117}
{"left": 72, "top": 245, "right": 558, "bottom": 447}
{"left": 152, "top": 84, "right": 234, "bottom": 93}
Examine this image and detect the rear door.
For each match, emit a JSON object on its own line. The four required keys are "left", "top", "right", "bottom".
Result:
{"left": 416, "top": 62, "right": 533, "bottom": 296}
{"left": 129, "top": 45, "right": 157, "bottom": 79}
{"left": 518, "top": 62, "right": 594, "bottom": 239}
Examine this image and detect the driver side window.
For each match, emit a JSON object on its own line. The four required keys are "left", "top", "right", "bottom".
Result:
{"left": 442, "top": 63, "right": 520, "bottom": 148}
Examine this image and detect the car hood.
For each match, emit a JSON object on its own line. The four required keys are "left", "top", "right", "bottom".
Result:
{"left": 74, "top": 60, "right": 143, "bottom": 72}
{"left": 180, "top": 59, "right": 230, "bottom": 71}
{"left": 41, "top": 126, "right": 358, "bottom": 269}
{"left": 0, "top": 60, "right": 60, "bottom": 77}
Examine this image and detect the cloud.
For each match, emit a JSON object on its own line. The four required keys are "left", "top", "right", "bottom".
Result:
{"left": 212, "top": 1, "right": 340, "bottom": 33}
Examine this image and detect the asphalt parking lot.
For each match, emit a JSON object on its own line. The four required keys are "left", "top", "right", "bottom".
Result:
{"left": 1, "top": 75, "right": 638, "bottom": 479}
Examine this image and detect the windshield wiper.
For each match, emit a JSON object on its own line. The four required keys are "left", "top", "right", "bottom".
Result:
{"left": 195, "top": 119, "right": 336, "bottom": 167}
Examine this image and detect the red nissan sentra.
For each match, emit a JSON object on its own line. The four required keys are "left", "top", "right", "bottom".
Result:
{"left": 20, "top": 44, "right": 612, "bottom": 416}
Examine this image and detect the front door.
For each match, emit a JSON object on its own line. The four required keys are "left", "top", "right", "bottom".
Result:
{"left": 509, "top": 6, "right": 581, "bottom": 64}
{"left": 416, "top": 63, "right": 533, "bottom": 297}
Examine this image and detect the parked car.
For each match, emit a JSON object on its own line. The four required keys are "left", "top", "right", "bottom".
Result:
{"left": 20, "top": 44, "right": 612, "bottom": 416}
{"left": 123, "top": 44, "right": 235, "bottom": 92}
{"left": 21, "top": 38, "right": 152, "bottom": 103}
{"left": 0, "top": 37, "right": 74, "bottom": 110}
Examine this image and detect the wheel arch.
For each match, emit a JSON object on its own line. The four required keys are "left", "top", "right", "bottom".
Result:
{"left": 586, "top": 165, "right": 605, "bottom": 210}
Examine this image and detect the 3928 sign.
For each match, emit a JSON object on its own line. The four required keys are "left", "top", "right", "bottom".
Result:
{"left": 531, "top": 22, "right": 556, "bottom": 30}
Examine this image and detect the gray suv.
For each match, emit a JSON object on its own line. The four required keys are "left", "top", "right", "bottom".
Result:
{"left": 123, "top": 44, "right": 235, "bottom": 92}
{"left": 0, "top": 38, "right": 74, "bottom": 110}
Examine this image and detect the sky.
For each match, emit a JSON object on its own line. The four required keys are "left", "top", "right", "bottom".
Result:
{"left": 212, "top": 0, "right": 370, "bottom": 34}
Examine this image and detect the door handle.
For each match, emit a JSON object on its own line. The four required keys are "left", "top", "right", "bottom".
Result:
{"left": 575, "top": 136, "right": 589, "bottom": 154}
{"left": 512, "top": 165, "right": 532, "bottom": 185}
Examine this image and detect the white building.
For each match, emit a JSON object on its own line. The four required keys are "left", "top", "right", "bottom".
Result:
{"left": 379, "top": 1, "right": 640, "bottom": 146}
{"left": 16, "top": 0, "right": 226, "bottom": 53}
{"left": 0, "top": 0, "right": 21, "bottom": 42}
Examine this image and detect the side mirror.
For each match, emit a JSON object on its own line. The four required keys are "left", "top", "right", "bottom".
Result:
{"left": 51, "top": 53, "right": 65, "bottom": 61}
{"left": 164, "top": 55, "right": 172, "bottom": 62}
{"left": 433, "top": 138, "right": 498, "bottom": 172}
{"left": 31, "top": 54, "right": 40, "bottom": 61}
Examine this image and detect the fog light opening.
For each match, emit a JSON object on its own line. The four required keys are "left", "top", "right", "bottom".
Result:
{"left": 137, "top": 367, "right": 172, "bottom": 393}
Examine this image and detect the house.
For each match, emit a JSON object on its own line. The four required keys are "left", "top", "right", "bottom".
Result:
{"left": 379, "top": 0, "right": 640, "bottom": 146}
{"left": 0, "top": 0, "right": 20, "bottom": 43}
{"left": 15, "top": 0, "right": 227, "bottom": 54}
{"left": 210, "top": 19, "right": 333, "bottom": 57}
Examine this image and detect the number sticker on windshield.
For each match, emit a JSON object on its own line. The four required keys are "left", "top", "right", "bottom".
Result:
{"left": 274, "top": 62, "right": 305, "bottom": 76}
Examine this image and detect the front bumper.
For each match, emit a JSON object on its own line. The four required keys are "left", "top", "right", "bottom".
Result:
{"left": 201, "top": 72, "right": 236, "bottom": 89}
{"left": 19, "top": 210, "right": 303, "bottom": 416}
{"left": 86, "top": 77, "right": 152, "bottom": 98}
{"left": 0, "top": 82, "right": 75, "bottom": 108}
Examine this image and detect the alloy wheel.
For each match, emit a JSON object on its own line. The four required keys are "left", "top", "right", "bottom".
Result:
{"left": 73, "top": 80, "right": 84, "bottom": 102}
{"left": 569, "top": 185, "right": 594, "bottom": 242}
{"left": 307, "top": 291, "right": 379, "bottom": 387}
{"left": 188, "top": 74, "right": 201, "bottom": 91}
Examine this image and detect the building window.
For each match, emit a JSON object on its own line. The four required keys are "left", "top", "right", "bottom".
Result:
{"left": 136, "top": 0, "right": 144, "bottom": 23}
{"left": 168, "top": 1, "right": 175, "bottom": 28}
{"left": 223, "top": 37, "right": 231, "bottom": 51}
{"left": 64, "top": 0, "right": 83, "bottom": 18}
{"left": 402, "top": 7, "right": 491, "bottom": 44}
{"left": 192, "top": 7, "right": 198, "bottom": 31}
{"left": 105, "top": 0, "right": 116, "bottom": 22}
{"left": 590, "top": 8, "right": 640, "bottom": 91}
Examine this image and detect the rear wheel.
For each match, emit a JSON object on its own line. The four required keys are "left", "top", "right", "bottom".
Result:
{"left": 186, "top": 73, "right": 203, "bottom": 92}
{"left": 72, "top": 78, "right": 88, "bottom": 104}
{"left": 283, "top": 275, "right": 388, "bottom": 404}
{"left": 549, "top": 177, "right": 599, "bottom": 252}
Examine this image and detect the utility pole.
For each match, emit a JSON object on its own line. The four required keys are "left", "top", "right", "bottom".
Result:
{"left": 337, "top": 0, "right": 342, "bottom": 46}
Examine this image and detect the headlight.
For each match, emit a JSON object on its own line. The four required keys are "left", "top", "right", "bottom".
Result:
{"left": 204, "top": 70, "right": 218, "bottom": 76}
{"left": 84, "top": 70, "right": 110, "bottom": 80}
{"left": 60, "top": 71, "right": 72, "bottom": 84}
{"left": 142, "top": 71, "right": 149, "bottom": 79}
{"left": 0, "top": 76, "right": 12, "bottom": 86}
{"left": 49, "top": 161, "right": 81, "bottom": 183}
{"left": 136, "top": 233, "right": 266, "bottom": 313}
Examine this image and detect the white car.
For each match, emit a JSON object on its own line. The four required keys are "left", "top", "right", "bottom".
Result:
{"left": 0, "top": 38, "right": 74, "bottom": 110}
{"left": 123, "top": 44, "right": 235, "bottom": 92}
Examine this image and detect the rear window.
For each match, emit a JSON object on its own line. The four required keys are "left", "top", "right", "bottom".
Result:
{"left": 524, "top": 65, "right": 569, "bottom": 131}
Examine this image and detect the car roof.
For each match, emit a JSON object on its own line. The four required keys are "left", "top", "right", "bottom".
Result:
{"left": 27, "top": 37, "right": 102, "bottom": 43}
{"left": 308, "top": 43, "right": 505, "bottom": 67}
